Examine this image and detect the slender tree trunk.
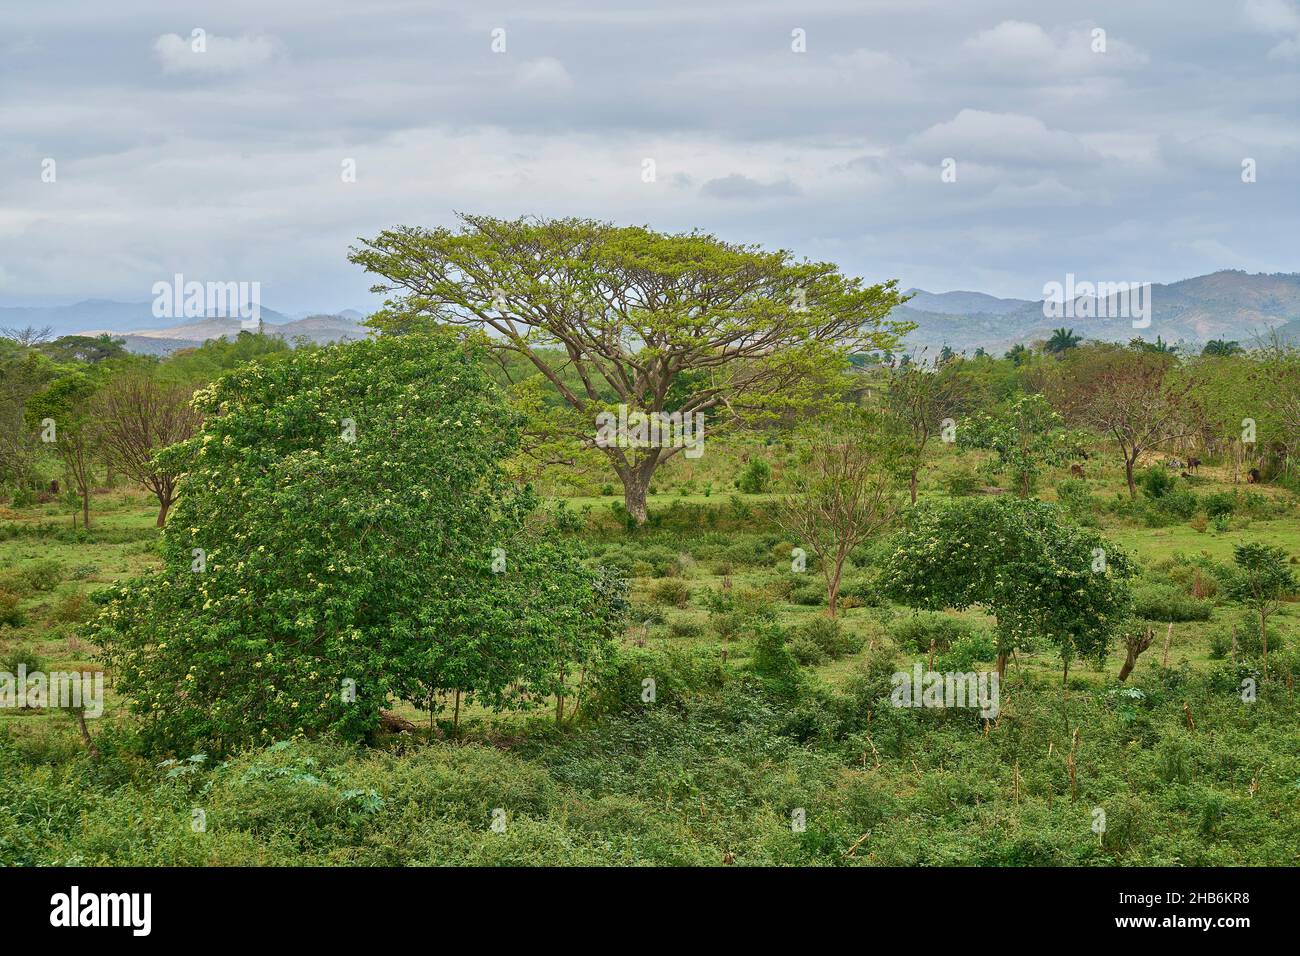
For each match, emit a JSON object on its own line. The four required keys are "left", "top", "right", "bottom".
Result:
{"left": 156, "top": 496, "right": 171, "bottom": 527}
{"left": 826, "top": 557, "right": 845, "bottom": 617}
{"left": 1261, "top": 608, "right": 1270, "bottom": 675}
{"left": 81, "top": 488, "right": 90, "bottom": 528}
{"left": 1125, "top": 454, "right": 1138, "bottom": 498}
{"left": 995, "top": 650, "right": 1008, "bottom": 681}
{"left": 909, "top": 468, "right": 918, "bottom": 504}
{"left": 76, "top": 708, "right": 100, "bottom": 759}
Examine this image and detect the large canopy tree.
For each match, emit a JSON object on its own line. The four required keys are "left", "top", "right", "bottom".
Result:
{"left": 350, "top": 215, "right": 910, "bottom": 524}
{"left": 881, "top": 497, "right": 1135, "bottom": 681}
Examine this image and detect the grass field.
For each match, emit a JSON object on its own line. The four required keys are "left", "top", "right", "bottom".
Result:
{"left": 2, "top": 444, "right": 1299, "bottom": 866}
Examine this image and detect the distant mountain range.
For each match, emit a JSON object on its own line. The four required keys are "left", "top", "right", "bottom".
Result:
{"left": 0, "top": 300, "right": 369, "bottom": 355}
{"left": 894, "top": 270, "right": 1300, "bottom": 355}
{"left": 4, "top": 270, "right": 1298, "bottom": 357}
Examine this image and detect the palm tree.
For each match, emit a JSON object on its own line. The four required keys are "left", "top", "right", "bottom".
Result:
{"left": 1045, "top": 327, "right": 1082, "bottom": 354}
{"left": 1005, "top": 343, "right": 1030, "bottom": 366}
{"left": 1202, "top": 339, "right": 1243, "bottom": 357}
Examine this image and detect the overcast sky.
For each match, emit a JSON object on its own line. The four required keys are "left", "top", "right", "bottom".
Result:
{"left": 1, "top": 0, "right": 1297, "bottom": 313}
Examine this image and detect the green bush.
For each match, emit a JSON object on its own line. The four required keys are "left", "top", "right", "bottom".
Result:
{"left": 736, "top": 459, "right": 771, "bottom": 494}
{"left": 943, "top": 468, "right": 981, "bottom": 497}
{"left": 649, "top": 579, "right": 691, "bottom": 608}
{"left": 789, "top": 578, "right": 826, "bottom": 606}
{"left": 891, "top": 612, "right": 976, "bottom": 654}
{"left": 934, "top": 629, "right": 997, "bottom": 671}
{"left": 1203, "top": 492, "right": 1236, "bottom": 518}
{"left": 8, "top": 486, "right": 36, "bottom": 509}
{"left": 0, "top": 645, "right": 48, "bottom": 676}
{"left": 1055, "top": 478, "right": 1096, "bottom": 515}
{"left": 1136, "top": 466, "right": 1175, "bottom": 499}
{"left": 1233, "top": 612, "right": 1285, "bottom": 659}
{"left": 788, "top": 634, "right": 826, "bottom": 666}
{"left": 749, "top": 624, "right": 802, "bottom": 700}
{"left": 583, "top": 645, "right": 728, "bottom": 717}
{"left": 798, "top": 616, "right": 862, "bottom": 660}
{"left": 0, "top": 589, "right": 23, "bottom": 627}
{"left": 1131, "top": 580, "right": 1212, "bottom": 621}
{"left": 0, "top": 559, "right": 64, "bottom": 595}
{"left": 1157, "top": 489, "right": 1198, "bottom": 519}
{"left": 667, "top": 616, "right": 704, "bottom": 639}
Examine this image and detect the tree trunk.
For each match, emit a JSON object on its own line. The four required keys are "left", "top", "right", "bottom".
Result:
{"left": 156, "top": 496, "right": 171, "bottom": 527}
{"left": 76, "top": 708, "right": 100, "bottom": 760}
{"left": 995, "top": 650, "right": 1008, "bottom": 680}
{"left": 909, "top": 468, "right": 918, "bottom": 504}
{"left": 1124, "top": 454, "right": 1138, "bottom": 498}
{"left": 826, "top": 558, "right": 845, "bottom": 617}
{"left": 623, "top": 473, "right": 649, "bottom": 526}
{"left": 1261, "top": 609, "right": 1270, "bottom": 675}
{"left": 81, "top": 489, "right": 90, "bottom": 528}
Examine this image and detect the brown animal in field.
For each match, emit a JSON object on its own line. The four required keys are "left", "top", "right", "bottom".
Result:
{"left": 49, "top": 479, "right": 59, "bottom": 494}
{"left": 1247, "top": 468, "right": 1261, "bottom": 483}
{"left": 1186, "top": 457, "right": 1201, "bottom": 473}
{"left": 1070, "top": 463, "right": 1085, "bottom": 479}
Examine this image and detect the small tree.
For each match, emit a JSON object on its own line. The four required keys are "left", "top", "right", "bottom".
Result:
{"left": 28, "top": 371, "right": 101, "bottom": 527}
{"left": 961, "top": 393, "right": 1074, "bottom": 497}
{"left": 1224, "top": 543, "right": 1296, "bottom": 674}
{"left": 777, "top": 412, "right": 900, "bottom": 616}
{"left": 883, "top": 361, "right": 972, "bottom": 503}
{"left": 96, "top": 374, "right": 203, "bottom": 526}
{"left": 881, "top": 498, "right": 1135, "bottom": 682}
{"left": 1117, "top": 625, "right": 1155, "bottom": 682}
{"left": 1051, "top": 346, "right": 1200, "bottom": 498}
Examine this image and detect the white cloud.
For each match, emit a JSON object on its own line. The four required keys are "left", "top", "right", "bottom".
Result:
{"left": 515, "top": 57, "right": 575, "bottom": 92}
{"left": 1242, "top": 0, "right": 1300, "bottom": 57}
{"left": 908, "top": 109, "right": 1099, "bottom": 167}
{"left": 961, "top": 20, "right": 1147, "bottom": 75}
{"left": 1244, "top": 0, "right": 1300, "bottom": 32}
{"left": 154, "top": 33, "right": 281, "bottom": 75}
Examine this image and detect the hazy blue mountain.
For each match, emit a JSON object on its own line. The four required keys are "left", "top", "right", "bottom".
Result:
{"left": 0, "top": 299, "right": 293, "bottom": 337}
{"left": 896, "top": 271, "right": 1300, "bottom": 354}
{"left": 902, "top": 289, "right": 1034, "bottom": 316}
{"left": 0, "top": 300, "right": 367, "bottom": 354}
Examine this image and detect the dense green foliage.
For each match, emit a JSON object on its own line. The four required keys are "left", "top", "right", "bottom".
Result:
{"left": 87, "top": 334, "right": 624, "bottom": 752}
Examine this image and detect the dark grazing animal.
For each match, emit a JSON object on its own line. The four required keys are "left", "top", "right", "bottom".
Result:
{"left": 1070, "top": 463, "right": 1085, "bottom": 479}
{"left": 1186, "top": 457, "right": 1201, "bottom": 473}
{"left": 1247, "top": 468, "right": 1261, "bottom": 483}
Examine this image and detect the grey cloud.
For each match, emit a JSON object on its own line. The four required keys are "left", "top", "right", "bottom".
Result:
{"left": 700, "top": 174, "right": 801, "bottom": 200}
{"left": 0, "top": 0, "right": 1294, "bottom": 309}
